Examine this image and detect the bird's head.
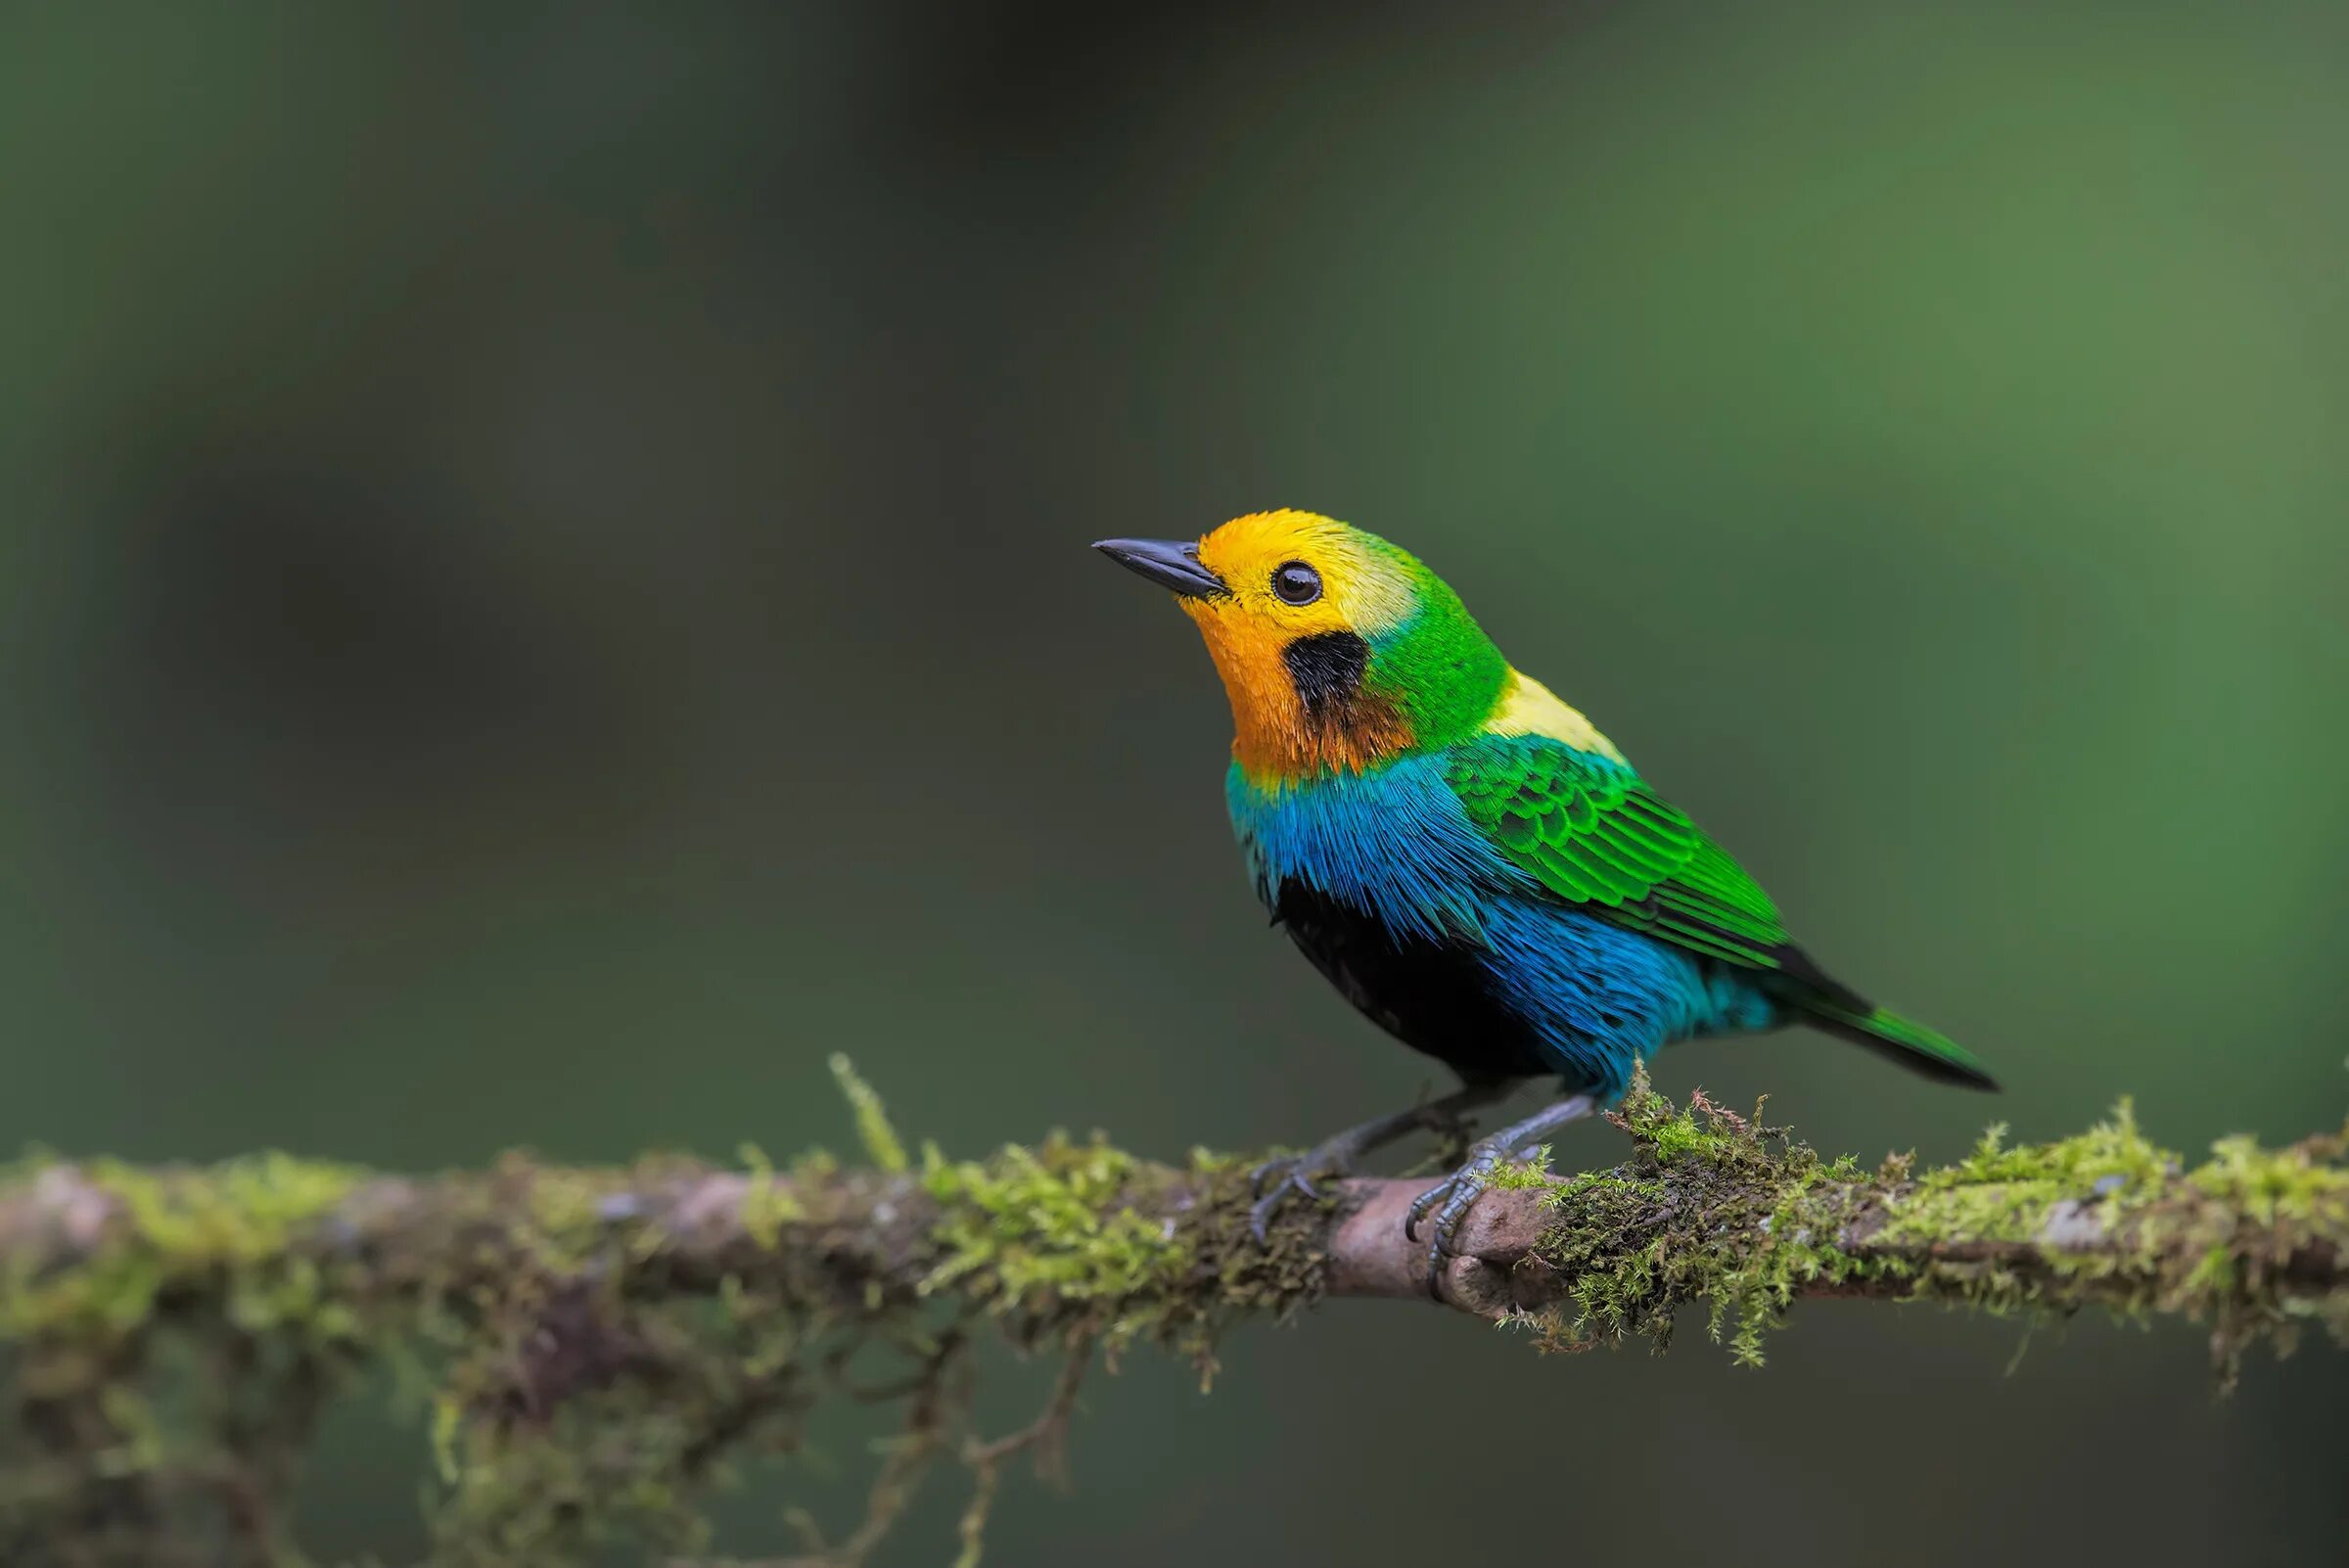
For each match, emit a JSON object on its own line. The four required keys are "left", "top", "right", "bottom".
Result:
{"left": 1095, "top": 510, "right": 1511, "bottom": 782}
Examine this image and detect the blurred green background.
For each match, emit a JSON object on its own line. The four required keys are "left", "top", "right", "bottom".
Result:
{"left": 5, "top": 2, "right": 2346, "bottom": 1562}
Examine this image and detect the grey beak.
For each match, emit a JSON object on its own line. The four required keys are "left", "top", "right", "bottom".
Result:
{"left": 1092, "top": 537, "right": 1229, "bottom": 599}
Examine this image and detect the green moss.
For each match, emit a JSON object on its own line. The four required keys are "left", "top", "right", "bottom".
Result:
{"left": 406, "top": 1069, "right": 1296, "bottom": 1565}
{"left": 830, "top": 1052, "right": 910, "bottom": 1175}
{"left": 1512, "top": 1073, "right": 1881, "bottom": 1364}
{"left": 1484, "top": 1153, "right": 1555, "bottom": 1191}
{"left": 1857, "top": 1104, "right": 2346, "bottom": 1374}
{"left": 921, "top": 1134, "right": 1192, "bottom": 1343}
{"left": 1505, "top": 1081, "right": 2345, "bottom": 1370}
{"left": 1507, "top": 1085, "right": 2349, "bottom": 1378}
{"left": 2189, "top": 1126, "right": 2347, "bottom": 1223}
{"left": 733, "top": 1142, "right": 806, "bottom": 1248}
{"left": 0, "top": 1152, "right": 368, "bottom": 1341}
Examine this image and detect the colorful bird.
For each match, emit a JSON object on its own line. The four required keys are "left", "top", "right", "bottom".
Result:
{"left": 1095, "top": 510, "right": 1994, "bottom": 1279}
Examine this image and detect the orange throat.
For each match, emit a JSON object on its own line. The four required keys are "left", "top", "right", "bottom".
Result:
{"left": 1190, "top": 611, "right": 1413, "bottom": 782}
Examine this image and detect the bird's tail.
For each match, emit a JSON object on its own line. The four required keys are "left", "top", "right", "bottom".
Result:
{"left": 1796, "top": 996, "right": 2000, "bottom": 1090}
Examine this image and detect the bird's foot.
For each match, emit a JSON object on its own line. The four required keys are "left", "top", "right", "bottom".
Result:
{"left": 1401, "top": 1137, "right": 1513, "bottom": 1282}
{"left": 1247, "top": 1138, "right": 1358, "bottom": 1241}
{"left": 1245, "top": 1084, "right": 1518, "bottom": 1243}
{"left": 1404, "top": 1093, "right": 1597, "bottom": 1297}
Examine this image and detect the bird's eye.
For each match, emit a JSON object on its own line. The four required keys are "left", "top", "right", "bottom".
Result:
{"left": 1271, "top": 561, "right": 1322, "bottom": 606}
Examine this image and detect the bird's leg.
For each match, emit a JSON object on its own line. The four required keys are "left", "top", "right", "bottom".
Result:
{"left": 1404, "top": 1092, "right": 1598, "bottom": 1293}
{"left": 1248, "top": 1081, "right": 1512, "bottom": 1241}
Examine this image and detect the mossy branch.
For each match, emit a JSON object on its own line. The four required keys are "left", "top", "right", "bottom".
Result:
{"left": 1, "top": 1071, "right": 2343, "bottom": 1565}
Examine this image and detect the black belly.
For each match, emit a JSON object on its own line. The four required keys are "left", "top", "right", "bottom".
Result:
{"left": 1270, "top": 881, "right": 1551, "bottom": 1082}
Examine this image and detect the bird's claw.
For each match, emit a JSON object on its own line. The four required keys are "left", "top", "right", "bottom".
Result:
{"left": 1247, "top": 1152, "right": 1306, "bottom": 1198}
{"left": 1405, "top": 1144, "right": 1508, "bottom": 1298}
{"left": 1246, "top": 1164, "right": 1322, "bottom": 1241}
{"left": 1247, "top": 1148, "right": 1349, "bottom": 1240}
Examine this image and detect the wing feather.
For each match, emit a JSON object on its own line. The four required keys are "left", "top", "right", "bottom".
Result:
{"left": 1447, "top": 736, "right": 1810, "bottom": 979}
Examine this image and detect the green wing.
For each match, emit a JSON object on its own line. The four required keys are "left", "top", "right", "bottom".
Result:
{"left": 1447, "top": 735, "right": 1999, "bottom": 1089}
{"left": 1446, "top": 738, "right": 1813, "bottom": 977}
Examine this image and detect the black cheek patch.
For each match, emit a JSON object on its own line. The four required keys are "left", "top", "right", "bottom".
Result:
{"left": 1282, "top": 630, "right": 1371, "bottom": 723}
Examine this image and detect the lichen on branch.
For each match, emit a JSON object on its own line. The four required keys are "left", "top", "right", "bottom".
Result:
{"left": 0, "top": 1069, "right": 2342, "bottom": 1566}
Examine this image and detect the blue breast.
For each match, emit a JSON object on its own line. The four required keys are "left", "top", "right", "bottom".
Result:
{"left": 1225, "top": 757, "right": 1780, "bottom": 1095}
{"left": 1225, "top": 754, "right": 1526, "bottom": 945}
